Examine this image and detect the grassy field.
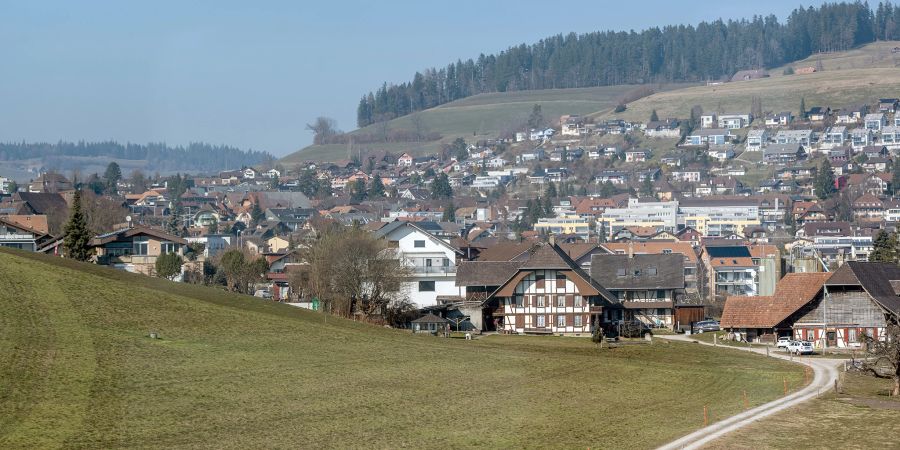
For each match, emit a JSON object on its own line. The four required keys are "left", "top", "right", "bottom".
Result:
{"left": 594, "top": 67, "right": 900, "bottom": 124}
{"left": 282, "top": 83, "right": 694, "bottom": 164}
{"left": 706, "top": 372, "right": 900, "bottom": 449}
{"left": 0, "top": 249, "right": 806, "bottom": 449}
{"left": 770, "top": 40, "right": 900, "bottom": 76}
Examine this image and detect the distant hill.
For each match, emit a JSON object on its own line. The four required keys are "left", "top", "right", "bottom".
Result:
{"left": 0, "top": 141, "right": 272, "bottom": 180}
{"left": 357, "top": 2, "right": 894, "bottom": 127}
{"left": 282, "top": 83, "right": 693, "bottom": 164}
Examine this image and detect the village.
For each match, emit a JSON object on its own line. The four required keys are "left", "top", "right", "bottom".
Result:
{"left": 3, "top": 87, "right": 900, "bottom": 352}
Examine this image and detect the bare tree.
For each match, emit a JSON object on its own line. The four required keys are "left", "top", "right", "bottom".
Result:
{"left": 865, "top": 324, "right": 900, "bottom": 396}
{"left": 306, "top": 117, "right": 342, "bottom": 145}
{"left": 304, "top": 226, "right": 411, "bottom": 318}
{"left": 409, "top": 113, "right": 428, "bottom": 142}
{"left": 81, "top": 190, "right": 129, "bottom": 233}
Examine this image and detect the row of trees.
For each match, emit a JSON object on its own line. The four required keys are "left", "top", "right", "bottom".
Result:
{"left": 0, "top": 141, "right": 271, "bottom": 173}
{"left": 357, "top": 2, "right": 879, "bottom": 127}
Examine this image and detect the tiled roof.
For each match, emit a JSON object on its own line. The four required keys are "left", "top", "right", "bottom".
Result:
{"left": 455, "top": 261, "right": 523, "bottom": 287}
{"left": 476, "top": 241, "right": 533, "bottom": 261}
{"left": 601, "top": 242, "right": 698, "bottom": 264}
{"left": 721, "top": 272, "right": 831, "bottom": 328}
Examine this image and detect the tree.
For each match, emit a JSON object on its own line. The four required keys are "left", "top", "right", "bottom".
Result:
{"left": 750, "top": 96, "right": 763, "bottom": 119}
{"left": 350, "top": 178, "right": 367, "bottom": 202}
{"left": 208, "top": 219, "right": 219, "bottom": 234}
{"left": 599, "top": 181, "right": 618, "bottom": 198}
{"left": 306, "top": 117, "right": 341, "bottom": 145}
{"left": 815, "top": 160, "right": 836, "bottom": 200}
{"left": 431, "top": 172, "right": 453, "bottom": 199}
{"left": 368, "top": 176, "right": 386, "bottom": 198}
{"left": 545, "top": 181, "right": 558, "bottom": 199}
{"left": 303, "top": 227, "right": 411, "bottom": 317}
{"left": 864, "top": 324, "right": 900, "bottom": 396}
{"left": 783, "top": 66, "right": 795, "bottom": 75}
{"left": 449, "top": 137, "right": 468, "bottom": 161}
{"left": 641, "top": 175, "right": 655, "bottom": 198}
{"left": 649, "top": 109, "right": 659, "bottom": 122}
{"left": 129, "top": 170, "right": 148, "bottom": 193}
{"left": 870, "top": 231, "right": 899, "bottom": 263}
{"left": 155, "top": 252, "right": 184, "bottom": 280}
{"left": 892, "top": 162, "right": 900, "bottom": 196}
{"left": 527, "top": 104, "right": 544, "bottom": 129}
{"left": 81, "top": 190, "right": 128, "bottom": 234}
{"left": 5, "top": 180, "right": 17, "bottom": 194}
{"left": 104, "top": 161, "right": 122, "bottom": 194}
{"left": 442, "top": 201, "right": 456, "bottom": 222}
{"left": 250, "top": 202, "right": 265, "bottom": 227}
{"left": 799, "top": 97, "right": 807, "bottom": 119}
{"left": 63, "top": 190, "right": 92, "bottom": 261}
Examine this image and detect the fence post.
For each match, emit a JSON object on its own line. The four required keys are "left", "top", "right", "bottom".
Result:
{"left": 784, "top": 377, "right": 788, "bottom": 396}
{"left": 703, "top": 405, "right": 708, "bottom": 427}
{"left": 743, "top": 390, "right": 749, "bottom": 410}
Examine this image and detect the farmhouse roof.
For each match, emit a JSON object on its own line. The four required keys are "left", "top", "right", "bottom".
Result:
{"left": 720, "top": 272, "right": 831, "bottom": 328}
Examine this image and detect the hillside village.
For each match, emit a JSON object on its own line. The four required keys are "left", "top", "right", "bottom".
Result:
{"left": 4, "top": 84, "right": 900, "bottom": 351}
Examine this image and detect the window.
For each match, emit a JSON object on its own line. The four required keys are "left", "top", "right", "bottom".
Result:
{"left": 133, "top": 236, "right": 149, "bottom": 255}
{"left": 574, "top": 295, "right": 583, "bottom": 307}
{"left": 657, "top": 290, "right": 666, "bottom": 299}
{"left": 418, "top": 281, "right": 435, "bottom": 292}
{"left": 556, "top": 273, "right": 566, "bottom": 289}
{"left": 574, "top": 315, "right": 583, "bottom": 327}
{"left": 557, "top": 315, "right": 566, "bottom": 327}
{"left": 160, "top": 242, "right": 178, "bottom": 255}
{"left": 657, "top": 308, "right": 668, "bottom": 316}
{"left": 537, "top": 295, "right": 545, "bottom": 307}
{"left": 633, "top": 269, "right": 642, "bottom": 277}
{"left": 662, "top": 249, "right": 672, "bottom": 254}
{"left": 849, "top": 328, "right": 858, "bottom": 343}
{"left": 647, "top": 267, "right": 657, "bottom": 276}
{"left": 616, "top": 268, "right": 627, "bottom": 278}
{"left": 557, "top": 295, "right": 565, "bottom": 307}
{"left": 514, "top": 295, "right": 523, "bottom": 308}
{"left": 413, "top": 240, "right": 425, "bottom": 248}
{"left": 535, "top": 272, "right": 545, "bottom": 282}
{"left": 536, "top": 315, "right": 546, "bottom": 328}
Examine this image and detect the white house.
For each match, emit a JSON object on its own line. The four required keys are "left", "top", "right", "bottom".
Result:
{"left": 717, "top": 113, "right": 752, "bottom": 129}
{"left": 374, "top": 221, "right": 465, "bottom": 308}
{"left": 864, "top": 113, "right": 886, "bottom": 131}
{"left": 822, "top": 126, "right": 847, "bottom": 148}
{"left": 746, "top": 129, "right": 769, "bottom": 151}
{"left": 242, "top": 168, "right": 258, "bottom": 179}
{"left": 398, "top": 153, "right": 414, "bottom": 167}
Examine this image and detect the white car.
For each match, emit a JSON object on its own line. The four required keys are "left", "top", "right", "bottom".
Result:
{"left": 787, "top": 340, "right": 814, "bottom": 355}
{"left": 776, "top": 337, "right": 792, "bottom": 349}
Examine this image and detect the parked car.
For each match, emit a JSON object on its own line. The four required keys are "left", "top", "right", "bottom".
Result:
{"left": 787, "top": 340, "right": 814, "bottom": 355}
{"left": 694, "top": 320, "right": 720, "bottom": 333}
{"left": 253, "top": 289, "right": 273, "bottom": 299}
{"left": 776, "top": 337, "right": 792, "bottom": 349}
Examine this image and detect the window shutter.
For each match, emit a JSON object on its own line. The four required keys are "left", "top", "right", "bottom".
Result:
{"left": 566, "top": 314, "right": 574, "bottom": 327}
{"left": 566, "top": 294, "right": 574, "bottom": 308}
{"left": 537, "top": 279, "right": 544, "bottom": 289}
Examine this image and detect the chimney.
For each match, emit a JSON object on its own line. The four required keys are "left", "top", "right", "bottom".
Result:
{"left": 628, "top": 241, "right": 634, "bottom": 259}
{"left": 548, "top": 234, "right": 556, "bottom": 246}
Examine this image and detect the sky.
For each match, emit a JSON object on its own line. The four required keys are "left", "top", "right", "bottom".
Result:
{"left": 0, "top": 1, "right": 829, "bottom": 156}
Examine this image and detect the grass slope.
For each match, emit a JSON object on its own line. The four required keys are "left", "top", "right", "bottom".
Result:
{"left": 770, "top": 40, "right": 900, "bottom": 76}
{"left": 282, "top": 84, "right": 693, "bottom": 164}
{"left": 594, "top": 67, "right": 900, "bottom": 124}
{"left": 0, "top": 249, "right": 804, "bottom": 449}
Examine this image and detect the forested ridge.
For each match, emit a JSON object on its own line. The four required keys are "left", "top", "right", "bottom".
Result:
{"left": 357, "top": 1, "right": 900, "bottom": 128}
{"left": 0, "top": 141, "right": 272, "bottom": 173}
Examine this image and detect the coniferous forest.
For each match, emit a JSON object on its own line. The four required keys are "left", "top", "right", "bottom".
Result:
{"left": 357, "top": 2, "right": 900, "bottom": 128}
{"left": 0, "top": 141, "right": 272, "bottom": 173}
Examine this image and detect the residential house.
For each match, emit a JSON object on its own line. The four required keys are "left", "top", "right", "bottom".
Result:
{"left": 671, "top": 170, "right": 704, "bottom": 183}
{"left": 594, "top": 170, "right": 629, "bottom": 185}
{"left": 701, "top": 245, "right": 759, "bottom": 299}
{"left": 685, "top": 128, "right": 731, "bottom": 146}
{"left": 822, "top": 126, "right": 847, "bottom": 148}
{"left": 746, "top": 129, "right": 769, "bottom": 151}
{"left": 644, "top": 119, "right": 681, "bottom": 138}
{"left": 0, "top": 215, "right": 53, "bottom": 251}
{"left": 835, "top": 105, "right": 867, "bottom": 124}
{"left": 624, "top": 149, "right": 651, "bottom": 163}
{"left": 807, "top": 107, "right": 830, "bottom": 122}
{"left": 765, "top": 112, "right": 793, "bottom": 127}
{"left": 850, "top": 128, "right": 873, "bottom": 149}
{"left": 374, "top": 221, "right": 465, "bottom": 308}
{"left": 398, "top": 153, "right": 414, "bottom": 167}
{"left": 852, "top": 194, "right": 884, "bottom": 221}
{"left": 878, "top": 98, "right": 899, "bottom": 113}
{"left": 865, "top": 113, "right": 887, "bottom": 131}
{"left": 591, "top": 253, "right": 685, "bottom": 329}
{"left": 700, "top": 113, "right": 717, "bottom": 129}
{"left": 774, "top": 130, "right": 813, "bottom": 146}
{"left": 792, "top": 201, "right": 831, "bottom": 225}
{"left": 763, "top": 143, "right": 804, "bottom": 164}
{"left": 28, "top": 173, "right": 73, "bottom": 193}
{"left": 483, "top": 242, "right": 616, "bottom": 335}
{"left": 880, "top": 125, "right": 900, "bottom": 150}
{"left": 89, "top": 226, "right": 188, "bottom": 277}
{"left": 533, "top": 215, "right": 592, "bottom": 241}
{"left": 602, "top": 242, "right": 700, "bottom": 295}
{"left": 561, "top": 116, "right": 586, "bottom": 136}
{"left": 717, "top": 113, "right": 752, "bottom": 129}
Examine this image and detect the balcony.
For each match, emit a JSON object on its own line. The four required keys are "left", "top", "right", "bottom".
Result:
{"left": 410, "top": 265, "right": 456, "bottom": 275}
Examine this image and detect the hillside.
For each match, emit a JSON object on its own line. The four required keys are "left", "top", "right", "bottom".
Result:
{"left": 771, "top": 40, "right": 900, "bottom": 76}
{"left": 282, "top": 83, "right": 692, "bottom": 164}
{"left": 594, "top": 67, "right": 900, "bottom": 124}
{"left": 0, "top": 249, "right": 804, "bottom": 448}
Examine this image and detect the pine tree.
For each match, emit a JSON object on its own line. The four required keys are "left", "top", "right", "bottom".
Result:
{"left": 350, "top": 178, "right": 367, "bottom": 202}
{"left": 545, "top": 181, "right": 557, "bottom": 199}
{"left": 431, "top": 172, "right": 453, "bottom": 199}
{"left": 104, "top": 161, "right": 122, "bottom": 194}
{"left": 63, "top": 190, "right": 92, "bottom": 261}
{"left": 368, "top": 176, "right": 385, "bottom": 198}
{"left": 250, "top": 202, "right": 265, "bottom": 227}
{"left": 442, "top": 201, "right": 456, "bottom": 222}
{"left": 641, "top": 175, "right": 655, "bottom": 198}
{"left": 650, "top": 109, "right": 659, "bottom": 122}
{"left": 871, "top": 231, "right": 899, "bottom": 263}
{"left": 815, "top": 160, "right": 836, "bottom": 200}
{"left": 799, "top": 97, "right": 807, "bottom": 119}
{"left": 892, "top": 161, "right": 900, "bottom": 196}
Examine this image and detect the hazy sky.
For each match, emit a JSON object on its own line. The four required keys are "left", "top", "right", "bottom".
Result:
{"left": 0, "top": 1, "right": 828, "bottom": 156}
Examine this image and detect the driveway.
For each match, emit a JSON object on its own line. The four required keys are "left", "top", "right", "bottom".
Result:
{"left": 655, "top": 335, "right": 843, "bottom": 450}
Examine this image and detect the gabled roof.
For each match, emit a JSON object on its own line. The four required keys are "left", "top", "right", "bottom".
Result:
{"left": 455, "top": 261, "right": 523, "bottom": 287}
{"left": 487, "top": 243, "right": 616, "bottom": 303}
{"left": 590, "top": 254, "right": 685, "bottom": 290}
{"left": 373, "top": 220, "right": 464, "bottom": 256}
{"left": 89, "top": 226, "right": 188, "bottom": 246}
{"left": 476, "top": 241, "right": 533, "bottom": 261}
{"left": 721, "top": 272, "right": 831, "bottom": 328}
{"left": 828, "top": 261, "right": 900, "bottom": 316}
